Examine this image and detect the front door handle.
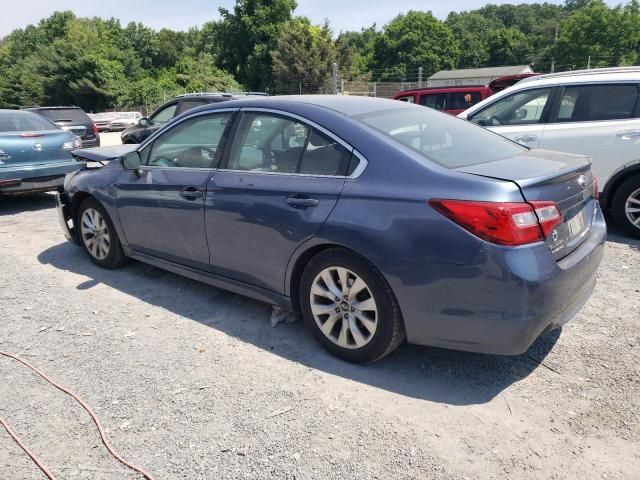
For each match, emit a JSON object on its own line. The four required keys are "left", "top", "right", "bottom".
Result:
{"left": 286, "top": 194, "right": 319, "bottom": 208}
{"left": 179, "top": 187, "right": 204, "bottom": 201}
{"left": 514, "top": 134, "right": 538, "bottom": 144}
{"left": 616, "top": 130, "right": 640, "bottom": 140}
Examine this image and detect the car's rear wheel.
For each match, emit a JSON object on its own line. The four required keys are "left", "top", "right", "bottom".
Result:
{"left": 77, "top": 197, "right": 127, "bottom": 268}
{"left": 300, "top": 248, "right": 405, "bottom": 363}
{"left": 612, "top": 175, "right": 640, "bottom": 239}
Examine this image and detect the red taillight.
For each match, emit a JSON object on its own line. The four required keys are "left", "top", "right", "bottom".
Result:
{"left": 93, "top": 123, "right": 98, "bottom": 135}
{"left": 429, "top": 199, "right": 562, "bottom": 246}
{"left": 593, "top": 176, "right": 599, "bottom": 200}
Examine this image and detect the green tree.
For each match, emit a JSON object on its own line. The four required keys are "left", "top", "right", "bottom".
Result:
{"left": 446, "top": 12, "right": 499, "bottom": 68}
{"left": 335, "top": 26, "right": 380, "bottom": 78}
{"left": 216, "top": 0, "right": 297, "bottom": 91}
{"left": 372, "top": 11, "right": 459, "bottom": 79}
{"left": 271, "top": 19, "right": 337, "bottom": 93}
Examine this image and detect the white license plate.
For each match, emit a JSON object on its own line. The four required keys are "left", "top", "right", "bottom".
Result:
{"left": 567, "top": 211, "right": 585, "bottom": 237}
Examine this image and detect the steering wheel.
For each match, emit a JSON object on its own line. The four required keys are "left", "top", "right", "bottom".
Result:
{"left": 182, "top": 146, "right": 217, "bottom": 167}
{"left": 489, "top": 115, "right": 502, "bottom": 126}
{"left": 149, "top": 156, "right": 175, "bottom": 167}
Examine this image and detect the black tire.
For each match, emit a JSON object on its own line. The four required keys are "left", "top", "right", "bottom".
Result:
{"left": 300, "top": 248, "right": 405, "bottom": 364}
{"left": 77, "top": 197, "right": 128, "bottom": 268}
{"left": 611, "top": 174, "right": 640, "bottom": 239}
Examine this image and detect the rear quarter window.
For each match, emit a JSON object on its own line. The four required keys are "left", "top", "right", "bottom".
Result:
{"left": 555, "top": 84, "right": 640, "bottom": 122}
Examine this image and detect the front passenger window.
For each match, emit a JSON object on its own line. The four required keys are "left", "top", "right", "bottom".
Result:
{"left": 145, "top": 113, "right": 232, "bottom": 168}
{"left": 150, "top": 104, "right": 177, "bottom": 125}
{"left": 470, "top": 88, "right": 551, "bottom": 127}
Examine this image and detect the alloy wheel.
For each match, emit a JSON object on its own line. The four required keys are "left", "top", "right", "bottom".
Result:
{"left": 80, "top": 208, "right": 111, "bottom": 260}
{"left": 310, "top": 266, "right": 378, "bottom": 349}
{"left": 625, "top": 187, "right": 640, "bottom": 230}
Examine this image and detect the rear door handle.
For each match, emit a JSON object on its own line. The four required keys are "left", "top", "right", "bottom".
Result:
{"left": 179, "top": 186, "right": 204, "bottom": 201}
{"left": 616, "top": 130, "right": 640, "bottom": 140}
{"left": 286, "top": 194, "right": 319, "bottom": 208}
{"left": 514, "top": 134, "right": 538, "bottom": 144}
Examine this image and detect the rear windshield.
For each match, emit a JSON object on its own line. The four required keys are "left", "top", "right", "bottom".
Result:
{"left": 352, "top": 106, "right": 526, "bottom": 168}
{"left": 34, "top": 108, "right": 90, "bottom": 124}
{"left": 0, "top": 111, "right": 58, "bottom": 132}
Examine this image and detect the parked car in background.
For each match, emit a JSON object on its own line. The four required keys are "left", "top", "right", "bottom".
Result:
{"left": 459, "top": 67, "right": 640, "bottom": 238}
{"left": 120, "top": 92, "right": 268, "bottom": 144}
{"left": 107, "top": 112, "right": 142, "bottom": 131}
{"left": 24, "top": 106, "right": 100, "bottom": 148}
{"left": 0, "top": 110, "right": 83, "bottom": 195}
{"left": 393, "top": 74, "right": 537, "bottom": 115}
{"left": 58, "top": 96, "right": 604, "bottom": 363}
{"left": 89, "top": 112, "right": 118, "bottom": 132}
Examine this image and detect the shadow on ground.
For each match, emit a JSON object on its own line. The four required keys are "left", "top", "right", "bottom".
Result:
{"left": 38, "top": 239, "right": 562, "bottom": 406}
{"left": 0, "top": 193, "right": 57, "bottom": 215}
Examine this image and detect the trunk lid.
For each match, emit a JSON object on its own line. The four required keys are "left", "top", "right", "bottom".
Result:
{"left": 457, "top": 149, "right": 596, "bottom": 260}
{"left": 0, "top": 130, "right": 75, "bottom": 167}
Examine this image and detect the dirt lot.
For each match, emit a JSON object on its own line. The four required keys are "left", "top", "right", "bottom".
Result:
{"left": 0, "top": 194, "right": 639, "bottom": 480}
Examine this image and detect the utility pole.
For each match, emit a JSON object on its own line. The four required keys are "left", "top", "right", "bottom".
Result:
{"left": 587, "top": 56, "right": 591, "bottom": 69}
{"left": 418, "top": 67, "right": 423, "bottom": 88}
{"left": 332, "top": 63, "right": 338, "bottom": 95}
{"left": 551, "top": 25, "right": 558, "bottom": 73}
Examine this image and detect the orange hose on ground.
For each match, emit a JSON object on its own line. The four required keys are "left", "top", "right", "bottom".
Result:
{"left": 0, "top": 350, "right": 155, "bottom": 480}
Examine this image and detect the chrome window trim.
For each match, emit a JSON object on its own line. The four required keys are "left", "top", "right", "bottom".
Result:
{"left": 137, "top": 108, "right": 239, "bottom": 170}
{"left": 219, "top": 107, "right": 368, "bottom": 179}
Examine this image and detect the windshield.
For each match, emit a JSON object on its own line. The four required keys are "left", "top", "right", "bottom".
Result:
{"left": 352, "top": 106, "right": 526, "bottom": 168}
{"left": 35, "top": 108, "right": 89, "bottom": 123}
{"left": 116, "top": 112, "right": 137, "bottom": 119}
{"left": 0, "top": 111, "right": 58, "bottom": 132}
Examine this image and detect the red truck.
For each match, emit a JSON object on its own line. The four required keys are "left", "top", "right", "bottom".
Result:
{"left": 392, "top": 74, "right": 537, "bottom": 115}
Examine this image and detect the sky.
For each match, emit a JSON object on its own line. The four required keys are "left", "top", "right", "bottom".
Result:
{"left": 0, "top": 0, "right": 625, "bottom": 38}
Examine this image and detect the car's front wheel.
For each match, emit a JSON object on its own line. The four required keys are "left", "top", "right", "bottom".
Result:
{"left": 612, "top": 175, "right": 640, "bottom": 239}
{"left": 300, "top": 248, "right": 405, "bottom": 363}
{"left": 77, "top": 197, "right": 127, "bottom": 268}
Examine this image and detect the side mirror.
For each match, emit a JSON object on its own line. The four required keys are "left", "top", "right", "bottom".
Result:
{"left": 514, "top": 108, "right": 527, "bottom": 120}
{"left": 121, "top": 151, "right": 142, "bottom": 176}
{"left": 138, "top": 117, "right": 149, "bottom": 127}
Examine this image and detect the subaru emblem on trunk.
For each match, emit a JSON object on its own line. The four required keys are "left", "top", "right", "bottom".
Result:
{"left": 32, "top": 143, "right": 42, "bottom": 151}
{"left": 552, "top": 230, "right": 559, "bottom": 243}
{"left": 578, "top": 175, "right": 587, "bottom": 190}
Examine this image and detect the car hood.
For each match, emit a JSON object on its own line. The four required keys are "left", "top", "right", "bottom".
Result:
{"left": 71, "top": 144, "right": 138, "bottom": 162}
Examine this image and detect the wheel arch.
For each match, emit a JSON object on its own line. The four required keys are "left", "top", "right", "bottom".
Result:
{"left": 286, "top": 241, "right": 398, "bottom": 318}
{"left": 69, "top": 191, "right": 95, "bottom": 241}
{"left": 601, "top": 163, "right": 640, "bottom": 211}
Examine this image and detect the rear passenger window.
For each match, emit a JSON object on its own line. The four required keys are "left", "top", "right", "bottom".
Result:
{"left": 420, "top": 94, "right": 446, "bottom": 110}
{"left": 226, "top": 113, "right": 351, "bottom": 176}
{"left": 556, "top": 84, "right": 639, "bottom": 122}
{"left": 448, "top": 92, "right": 481, "bottom": 110}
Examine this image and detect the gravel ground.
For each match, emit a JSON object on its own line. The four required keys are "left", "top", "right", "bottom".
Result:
{"left": 0, "top": 193, "right": 639, "bottom": 480}
{"left": 99, "top": 132, "right": 123, "bottom": 147}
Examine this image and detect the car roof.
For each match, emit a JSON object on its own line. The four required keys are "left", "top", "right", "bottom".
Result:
{"left": 198, "top": 94, "right": 414, "bottom": 117}
{"left": 396, "top": 86, "right": 491, "bottom": 95}
{"left": 518, "top": 66, "right": 640, "bottom": 87}
{"left": 24, "top": 106, "right": 83, "bottom": 110}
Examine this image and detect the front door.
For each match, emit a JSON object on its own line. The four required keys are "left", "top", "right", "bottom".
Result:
{"left": 116, "top": 111, "right": 235, "bottom": 270}
{"left": 205, "top": 111, "right": 352, "bottom": 292}
{"left": 468, "top": 87, "right": 555, "bottom": 148}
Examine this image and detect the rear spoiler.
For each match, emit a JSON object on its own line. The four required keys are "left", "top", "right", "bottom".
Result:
{"left": 70, "top": 144, "right": 138, "bottom": 163}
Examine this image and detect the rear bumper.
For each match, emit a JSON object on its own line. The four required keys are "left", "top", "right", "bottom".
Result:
{"left": 394, "top": 206, "right": 607, "bottom": 355}
{"left": 0, "top": 161, "right": 83, "bottom": 194}
{"left": 56, "top": 192, "right": 78, "bottom": 243}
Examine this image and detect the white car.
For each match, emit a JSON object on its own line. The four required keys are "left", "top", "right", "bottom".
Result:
{"left": 107, "top": 112, "right": 142, "bottom": 131}
{"left": 459, "top": 67, "right": 640, "bottom": 238}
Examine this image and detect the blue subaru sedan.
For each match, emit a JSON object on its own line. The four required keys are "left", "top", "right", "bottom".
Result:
{"left": 0, "top": 110, "right": 85, "bottom": 195}
{"left": 57, "top": 96, "right": 606, "bottom": 363}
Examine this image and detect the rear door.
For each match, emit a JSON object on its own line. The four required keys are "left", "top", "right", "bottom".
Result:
{"left": 116, "top": 110, "right": 235, "bottom": 270}
{"left": 538, "top": 83, "right": 640, "bottom": 186}
{"left": 467, "top": 87, "right": 556, "bottom": 148}
{"left": 205, "top": 110, "right": 352, "bottom": 292}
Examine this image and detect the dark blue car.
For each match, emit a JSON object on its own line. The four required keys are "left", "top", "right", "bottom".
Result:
{"left": 0, "top": 110, "right": 84, "bottom": 195}
{"left": 57, "top": 96, "right": 606, "bottom": 363}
